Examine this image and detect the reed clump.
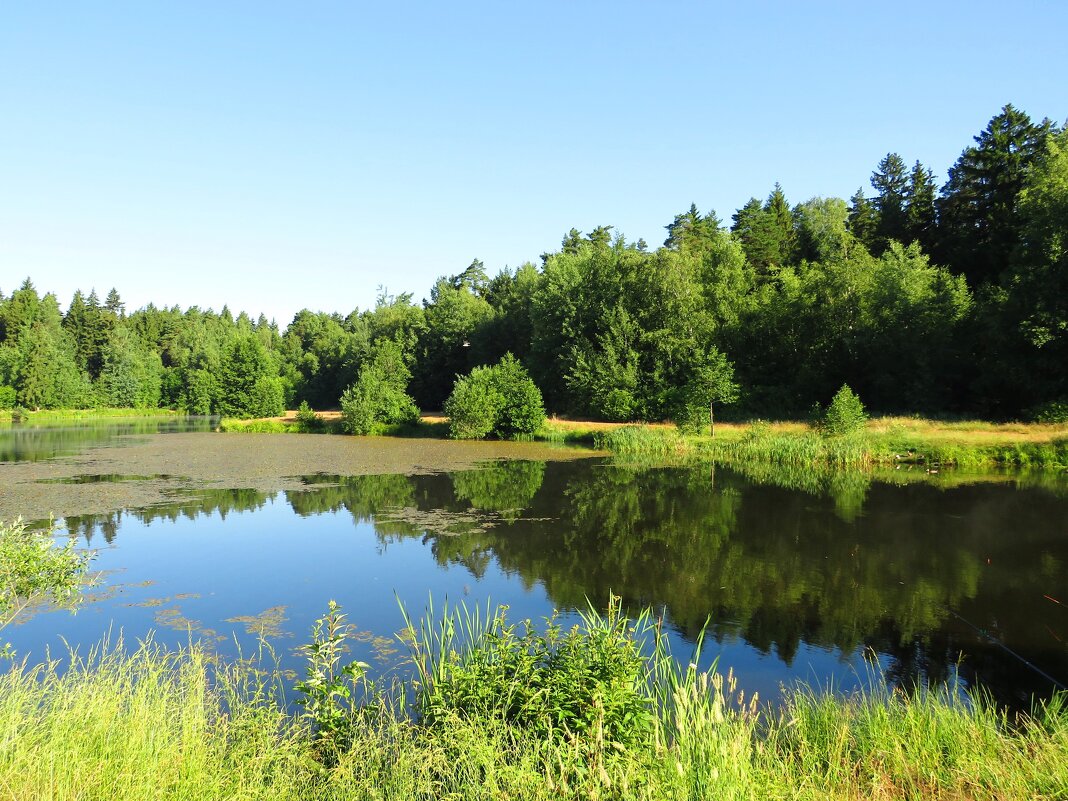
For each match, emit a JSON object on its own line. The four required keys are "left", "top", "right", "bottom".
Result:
{"left": 0, "top": 601, "right": 1065, "bottom": 800}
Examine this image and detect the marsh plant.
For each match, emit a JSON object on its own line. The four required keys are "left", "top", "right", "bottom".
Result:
{"left": 294, "top": 600, "right": 369, "bottom": 752}
{"left": 400, "top": 596, "right": 654, "bottom": 747}
{"left": 0, "top": 596, "right": 1066, "bottom": 798}
{"left": 0, "top": 518, "right": 93, "bottom": 656}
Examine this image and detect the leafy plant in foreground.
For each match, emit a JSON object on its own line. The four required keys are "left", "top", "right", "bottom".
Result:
{"left": 0, "top": 518, "right": 93, "bottom": 656}
{"left": 295, "top": 600, "right": 369, "bottom": 753}
{"left": 400, "top": 596, "right": 653, "bottom": 747}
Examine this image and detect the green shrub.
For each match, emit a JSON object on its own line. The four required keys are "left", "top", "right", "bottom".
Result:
{"left": 249, "top": 376, "right": 285, "bottom": 418}
{"left": 402, "top": 598, "right": 653, "bottom": 747}
{"left": 820, "top": 384, "right": 868, "bottom": 436}
{"left": 488, "top": 354, "right": 545, "bottom": 437}
{"left": 295, "top": 400, "right": 321, "bottom": 432}
{"left": 443, "top": 367, "right": 500, "bottom": 439}
{"left": 444, "top": 354, "right": 545, "bottom": 440}
{"left": 0, "top": 386, "right": 15, "bottom": 410}
{"left": 341, "top": 367, "right": 419, "bottom": 436}
{"left": 1027, "top": 400, "right": 1068, "bottom": 424}
{"left": 1, "top": 519, "right": 93, "bottom": 651}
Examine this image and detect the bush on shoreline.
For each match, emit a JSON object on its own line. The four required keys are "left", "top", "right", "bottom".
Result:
{"left": 444, "top": 354, "right": 545, "bottom": 440}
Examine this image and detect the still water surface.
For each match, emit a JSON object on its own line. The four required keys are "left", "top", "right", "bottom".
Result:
{"left": 3, "top": 420, "right": 1066, "bottom": 710}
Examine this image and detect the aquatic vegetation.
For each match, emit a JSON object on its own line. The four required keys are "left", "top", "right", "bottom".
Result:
{"left": 0, "top": 518, "right": 93, "bottom": 648}
{"left": 0, "top": 602, "right": 1064, "bottom": 800}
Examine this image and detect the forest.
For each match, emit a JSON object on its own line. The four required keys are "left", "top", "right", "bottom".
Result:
{"left": 1, "top": 104, "right": 1065, "bottom": 424}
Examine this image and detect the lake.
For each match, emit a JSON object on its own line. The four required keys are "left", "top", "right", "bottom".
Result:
{"left": 2, "top": 417, "right": 1066, "bottom": 710}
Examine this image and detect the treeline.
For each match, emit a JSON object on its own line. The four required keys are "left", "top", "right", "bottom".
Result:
{"left": 1, "top": 104, "right": 1064, "bottom": 421}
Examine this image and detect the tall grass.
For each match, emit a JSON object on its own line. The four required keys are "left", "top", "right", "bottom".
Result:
{"left": 1, "top": 604, "right": 1065, "bottom": 800}
{"left": 588, "top": 419, "right": 1068, "bottom": 470}
{"left": 593, "top": 425, "right": 687, "bottom": 456}
{"left": 0, "top": 407, "right": 182, "bottom": 424}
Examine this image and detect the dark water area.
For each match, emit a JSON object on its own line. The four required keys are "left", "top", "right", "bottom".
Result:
{"left": 4, "top": 432, "right": 1066, "bottom": 711}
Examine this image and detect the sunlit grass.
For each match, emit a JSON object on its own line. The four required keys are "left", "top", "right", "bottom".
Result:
{"left": 1, "top": 603, "right": 1065, "bottom": 800}
{"left": 205, "top": 410, "right": 1068, "bottom": 469}
{"left": 0, "top": 407, "right": 182, "bottom": 424}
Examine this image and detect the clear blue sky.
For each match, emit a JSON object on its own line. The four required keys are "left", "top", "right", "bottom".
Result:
{"left": 2, "top": 1, "right": 1065, "bottom": 327}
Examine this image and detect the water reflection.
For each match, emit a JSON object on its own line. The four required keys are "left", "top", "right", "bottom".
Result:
{"left": 0, "top": 416, "right": 218, "bottom": 462}
{"left": 53, "top": 458, "right": 1068, "bottom": 708}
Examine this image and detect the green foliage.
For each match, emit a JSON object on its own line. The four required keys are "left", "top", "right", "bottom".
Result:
{"left": 339, "top": 378, "right": 376, "bottom": 435}
{"left": 0, "top": 386, "right": 14, "bottom": 409}
{"left": 401, "top": 597, "right": 653, "bottom": 747}
{"left": 413, "top": 274, "right": 494, "bottom": 408}
{"left": 670, "top": 347, "right": 738, "bottom": 433}
{"left": 443, "top": 366, "right": 500, "bottom": 439}
{"left": 593, "top": 425, "right": 686, "bottom": 456}
{"left": 444, "top": 354, "right": 544, "bottom": 439}
{"left": 218, "top": 334, "right": 284, "bottom": 418}
{"left": 1, "top": 101, "right": 1065, "bottom": 422}
{"left": 1028, "top": 400, "right": 1068, "bottom": 424}
{"left": 1, "top": 519, "right": 93, "bottom": 652}
{"left": 938, "top": 104, "right": 1055, "bottom": 285}
{"left": 341, "top": 372, "right": 419, "bottom": 435}
{"left": 295, "top": 601, "right": 368, "bottom": 753}
{"left": 820, "top": 384, "right": 868, "bottom": 436}
{"left": 0, "top": 606, "right": 1066, "bottom": 799}
{"left": 340, "top": 339, "right": 420, "bottom": 435}
{"left": 99, "top": 327, "right": 163, "bottom": 409}
{"left": 295, "top": 400, "right": 321, "bottom": 432}
{"left": 451, "top": 460, "right": 545, "bottom": 520}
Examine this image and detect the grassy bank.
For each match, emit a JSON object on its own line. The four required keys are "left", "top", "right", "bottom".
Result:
{"left": 1, "top": 602, "right": 1065, "bottom": 800}
{"left": 214, "top": 410, "right": 1068, "bottom": 469}
{"left": 594, "top": 418, "right": 1068, "bottom": 469}
{"left": 0, "top": 407, "right": 181, "bottom": 425}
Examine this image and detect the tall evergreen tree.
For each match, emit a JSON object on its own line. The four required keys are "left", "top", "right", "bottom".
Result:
{"left": 937, "top": 104, "right": 1056, "bottom": 285}
{"left": 664, "top": 203, "right": 720, "bottom": 252}
{"left": 847, "top": 188, "right": 877, "bottom": 250}
{"left": 870, "top": 152, "right": 909, "bottom": 252}
{"left": 904, "top": 160, "right": 938, "bottom": 254}
{"left": 104, "top": 288, "right": 125, "bottom": 318}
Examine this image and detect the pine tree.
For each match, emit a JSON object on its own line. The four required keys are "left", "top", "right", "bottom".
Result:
{"left": 937, "top": 104, "right": 1057, "bottom": 285}
{"left": 105, "top": 288, "right": 125, "bottom": 318}
{"left": 730, "top": 198, "right": 763, "bottom": 245}
{"left": 664, "top": 203, "right": 720, "bottom": 252}
{"left": 904, "top": 160, "right": 938, "bottom": 254}
{"left": 561, "top": 228, "right": 583, "bottom": 254}
{"left": 847, "top": 188, "right": 877, "bottom": 251}
{"left": 870, "top": 153, "right": 909, "bottom": 253}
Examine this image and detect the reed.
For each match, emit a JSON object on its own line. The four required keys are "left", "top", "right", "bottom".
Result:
{"left": 3, "top": 603, "right": 1064, "bottom": 799}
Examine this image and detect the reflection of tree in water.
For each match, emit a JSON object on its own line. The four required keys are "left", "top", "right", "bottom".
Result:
{"left": 720, "top": 459, "right": 873, "bottom": 522}
{"left": 451, "top": 460, "right": 546, "bottom": 521}
{"left": 0, "top": 416, "right": 216, "bottom": 462}
{"left": 65, "top": 487, "right": 272, "bottom": 544}
{"left": 353, "top": 460, "right": 1066, "bottom": 707}
{"left": 285, "top": 474, "right": 416, "bottom": 526}
{"left": 60, "top": 458, "right": 1068, "bottom": 706}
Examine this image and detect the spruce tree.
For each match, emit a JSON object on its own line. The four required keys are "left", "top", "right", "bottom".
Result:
{"left": 937, "top": 104, "right": 1056, "bottom": 285}
{"left": 664, "top": 203, "right": 720, "bottom": 252}
{"left": 870, "top": 152, "right": 909, "bottom": 253}
{"left": 847, "top": 188, "right": 878, "bottom": 251}
{"left": 904, "top": 160, "right": 937, "bottom": 254}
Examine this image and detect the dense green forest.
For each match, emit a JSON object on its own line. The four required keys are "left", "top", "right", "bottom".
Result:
{"left": 2, "top": 104, "right": 1065, "bottom": 421}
